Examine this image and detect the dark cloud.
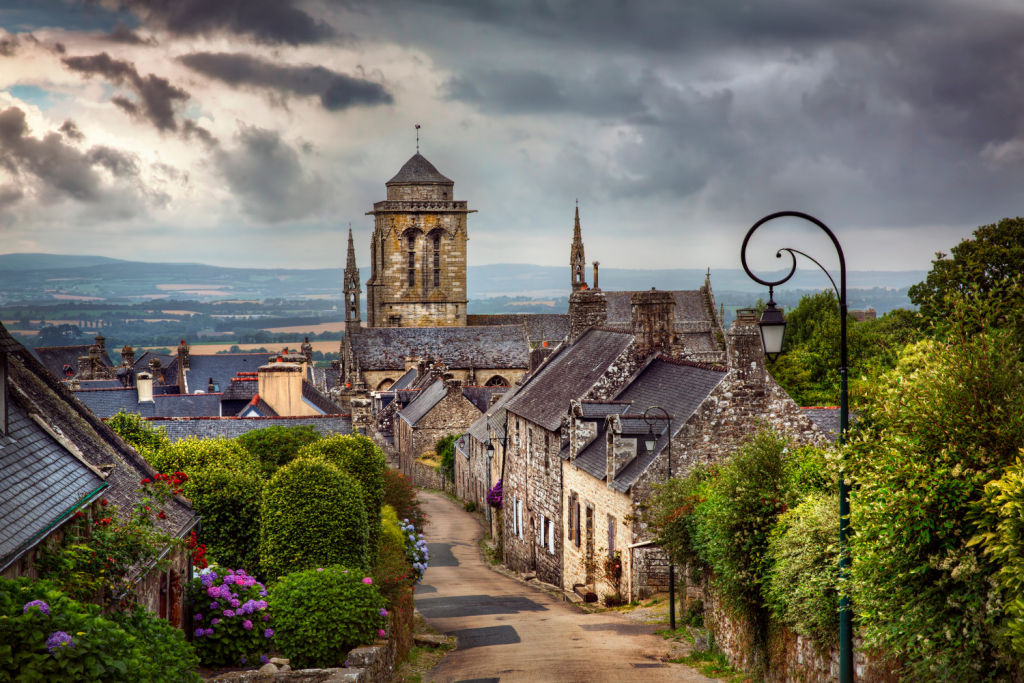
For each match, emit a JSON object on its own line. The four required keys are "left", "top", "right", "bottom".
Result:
{"left": 0, "top": 106, "right": 142, "bottom": 205}
{"left": 92, "top": 0, "right": 335, "bottom": 45}
{"left": 215, "top": 124, "right": 327, "bottom": 222}
{"left": 58, "top": 120, "right": 85, "bottom": 142}
{"left": 62, "top": 52, "right": 189, "bottom": 132}
{"left": 0, "top": 36, "right": 19, "bottom": 57}
{"left": 178, "top": 52, "right": 393, "bottom": 111}
{"left": 103, "top": 22, "right": 157, "bottom": 45}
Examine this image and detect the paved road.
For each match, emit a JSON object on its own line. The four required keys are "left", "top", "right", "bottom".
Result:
{"left": 417, "top": 491, "right": 716, "bottom": 683}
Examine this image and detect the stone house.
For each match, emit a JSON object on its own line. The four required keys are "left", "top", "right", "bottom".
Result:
{"left": 394, "top": 377, "right": 493, "bottom": 477}
{"left": 0, "top": 321, "right": 199, "bottom": 626}
{"left": 30, "top": 335, "right": 118, "bottom": 381}
{"left": 561, "top": 317, "right": 831, "bottom": 603}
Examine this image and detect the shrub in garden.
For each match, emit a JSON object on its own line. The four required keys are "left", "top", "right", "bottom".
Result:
{"left": 849, "top": 293, "right": 1024, "bottom": 680}
{"left": 399, "top": 518, "right": 429, "bottom": 583}
{"left": 107, "top": 409, "right": 170, "bottom": 456}
{"left": 765, "top": 493, "right": 840, "bottom": 645}
{"left": 260, "top": 458, "right": 369, "bottom": 577}
{"left": 188, "top": 469, "right": 263, "bottom": 571}
{"left": 149, "top": 436, "right": 259, "bottom": 488}
{"left": 269, "top": 566, "right": 387, "bottom": 669}
{"left": 381, "top": 505, "right": 405, "bottom": 549}
{"left": 373, "top": 522, "right": 414, "bottom": 608}
{"left": 186, "top": 566, "right": 272, "bottom": 667}
{"left": 298, "top": 435, "right": 386, "bottom": 561}
{"left": 0, "top": 577, "right": 201, "bottom": 683}
{"left": 383, "top": 467, "right": 427, "bottom": 533}
{"left": 236, "top": 425, "right": 322, "bottom": 479}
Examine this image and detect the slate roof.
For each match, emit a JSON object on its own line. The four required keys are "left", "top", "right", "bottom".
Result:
{"left": 504, "top": 328, "right": 635, "bottom": 432}
{"left": 386, "top": 153, "right": 453, "bottom": 185}
{"left": 180, "top": 353, "right": 270, "bottom": 394}
{"left": 391, "top": 368, "right": 418, "bottom": 391}
{"left": 801, "top": 407, "right": 842, "bottom": 442}
{"left": 573, "top": 357, "right": 727, "bottom": 492}
{"left": 604, "top": 290, "right": 710, "bottom": 324}
{"left": 141, "top": 415, "right": 352, "bottom": 442}
{"left": 0, "top": 322, "right": 23, "bottom": 353}
{"left": 31, "top": 344, "right": 114, "bottom": 379}
{"left": 349, "top": 326, "right": 528, "bottom": 371}
{"left": 77, "top": 379, "right": 125, "bottom": 389}
{"left": 239, "top": 396, "right": 278, "bottom": 417}
{"left": 133, "top": 351, "right": 175, "bottom": 372}
{"left": 398, "top": 379, "right": 449, "bottom": 427}
{"left": 580, "top": 401, "right": 632, "bottom": 420}
{"left": 302, "top": 383, "right": 345, "bottom": 415}
{"left": 154, "top": 393, "right": 223, "bottom": 418}
{"left": 222, "top": 378, "right": 259, "bottom": 401}
{"left": 462, "top": 386, "right": 509, "bottom": 413}
{"left": 3, "top": 341, "right": 198, "bottom": 571}
{"left": 467, "top": 314, "right": 570, "bottom": 342}
{"left": 311, "top": 367, "right": 341, "bottom": 393}
{"left": 72, "top": 388, "right": 224, "bottom": 418}
{"left": 680, "top": 332, "right": 719, "bottom": 354}
{"left": 1, "top": 394, "right": 107, "bottom": 571}
{"left": 466, "top": 382, "right": 522, "bottom": 444}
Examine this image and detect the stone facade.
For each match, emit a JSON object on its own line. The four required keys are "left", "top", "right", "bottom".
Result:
{"left": 364, "top": 153, "right": 474, "bottom": 329}
{"left": 394, "top": 379, "right": 482, "bottom": 477}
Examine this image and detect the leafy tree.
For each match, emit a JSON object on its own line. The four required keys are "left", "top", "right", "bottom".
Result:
{"left": 435, "top": 433, "right": 460, "bottom": 481}
{"left": 35, "top": 323, "right": 84, "bottom": 346}
{"left": 908, "top": 217, "right": 1024, "bottom": 324}
{"left": 236, "top": 425, "right": 322, "bottom": 479}
{"left": 107, "top": 410, "right": 170, "bottom": 456}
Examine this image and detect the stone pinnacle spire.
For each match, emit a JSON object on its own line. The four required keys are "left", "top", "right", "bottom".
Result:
{"left": 344, "top": 226, "right": 362, "bottom": 330}
{"left": 346, "top": 227, "right": 358, "bottom": 274}
{"left": 570, "top": 203, "right": 587, "bottom": 292}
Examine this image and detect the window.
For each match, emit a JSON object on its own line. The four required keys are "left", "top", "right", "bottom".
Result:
{"left": 516, "top": 497, "right": 524, "bottom": 540}
{"left": 567, "top": 493, "right": 575, "bottom": 544}
{"left": 408, "top": 252, "right": 416, "bottom": 268}
{"left": 548, "top": 518, "right": 555, "bottom": 554}
{"left": 574, "top": 495, "right": 581, "bottom": 548}
{"left": 408, "top": 269, "right": 415, "bottom": 287}
{"left": 608, "top": 515, "right": 617, "bottom": 556}
{"left": 433, "top": 269, "right": 440, "bottom": 287}
{"left": 407, "top": 235, "right": 416, "bottom": 287}
{"left": 408, "top": 235, "right": 415, "bottom": 249}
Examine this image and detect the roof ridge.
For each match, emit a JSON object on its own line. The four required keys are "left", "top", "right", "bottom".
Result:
{"left": 655, "top": 355, "right": 728, "bottom": 372}
{"left": 122, "top": 414, "right": 352, "bottom": 422}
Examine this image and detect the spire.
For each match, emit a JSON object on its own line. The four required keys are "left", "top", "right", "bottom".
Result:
{"left": 344, "top": 225, "right": 362, "bottom": 331}
{"left": 570, "top": 203, "right": 587, "bottom": 292}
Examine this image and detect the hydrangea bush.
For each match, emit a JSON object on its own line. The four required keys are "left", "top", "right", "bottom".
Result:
{"left": 486, "top": 479, "right": 503, "bottom": 509}
{"left": 401, "top": 519, "right": 429, "bottom": 583}
{"left": 268, "top": 566, "right": 386, "bottom": 669}
{"left": 186, "top": 566, "right": 273, "bottom": 667}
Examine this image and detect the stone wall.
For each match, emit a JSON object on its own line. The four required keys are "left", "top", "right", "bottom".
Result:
{"left": 410, "top": 460, "right": 452, "bottom": 493}
{"left": 568, "top": 290, "right": 608, "bottom": 341}
{"left": 631, "top": 545, "right": 680, "bottom": 600}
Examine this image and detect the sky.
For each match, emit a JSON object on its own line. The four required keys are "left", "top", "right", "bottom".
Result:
{"left": 0, "top": 0, "right": 1022, "bottom": 276}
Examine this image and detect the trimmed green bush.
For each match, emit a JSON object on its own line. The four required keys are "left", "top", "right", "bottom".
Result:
{"left": 236, "top": 425, "right": 322, "bottom": 479}
{"left": 189, "top": 470, "right": 263, "bottom": 571}
{"left": 107, "top": 410, "right": 170, "bottom": 456}
{"left": 260, "top": 458, "right": 369, "bottom": 578}
{"left": 149, "top": 436, "right": 259, "bottom": 488}
{"left": 765, "top": 493, "right": 840, "bottom": 645}
{"left": 0, "top": 577, "right": 200, "bottom": 683}
{"left": 297, "top": 435, "right": 386, "bottom": 562}
{"left": 381, "top": 505, "right": 404, "bottom": 550}
{"left": 269, "top": 566, "right": 386, "bottom": 669}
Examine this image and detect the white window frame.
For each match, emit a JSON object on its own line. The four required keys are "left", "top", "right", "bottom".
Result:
{"left": 516, "top": 498, "right": 524, "bottom": 540}
{"left": 548, "top": 517, "right": 555, "bottom": 555}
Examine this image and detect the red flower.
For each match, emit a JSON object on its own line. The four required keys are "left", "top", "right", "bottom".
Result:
{"left": 157, "top": 511, "right": 167, "bottom": 519}
{"left": 144, "top": 506, "right": 150, "bottom": 512}
{"left": 100, "top": 499, "right": 108, "bottom": 506}
{"left": 140, "top": 479, "right": 151, "bottom": 485}
{"left": 73, "top": 511, "right": 83, "bottom": 519}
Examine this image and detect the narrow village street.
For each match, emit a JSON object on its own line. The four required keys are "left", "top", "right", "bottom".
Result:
{"left": 416, "top": 491, "right": 716, "bottom": 683}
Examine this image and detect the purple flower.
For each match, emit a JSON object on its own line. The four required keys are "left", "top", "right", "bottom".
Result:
{"left": 240, "top": 656, "right": 247, "bottom": 664}
{"left": 23, "top": 600, "right": 49, "bottom": 616}
{"left": 379, "top": 608, "right": 388, "bottom": 618}
{"left": 194, "top": 613, "right": 203, "bottom": 621}
{"left": 243, "top": 620, "right": 253, "bottom": 631}
{"left": 260, "top": 655, "right": 268, "bottom": 664}
{"left": 230, "top": 599, "right": 240, "bottom": 608}
{"left": 264, "top": 628, "right": 273, "bottom": 639}
{"left": 204, "top": 628, "right": 214, "bottom": 636}
{"left": 209, "top": 601, "right": 219, "bottom": 610}
{"left": 378, "top": 629, "right": 386, "bottom": 638}
{"left": 257, "top": 600, "right": 268, "bottom": 610}
{"left": 206, "top": 587, "right": 219, "bottom": 598}
{"left": 194, "top": 627, "right": 205, "bottom": 637}
{"left": 362, "top": 577, "right": 373, "bottom": 585}
{"left": 237, "top": 569, "right": 247, "bottom": 576}
{"left": 259, "top": 590, "right": 267, "bottom": 597}
{"left": 219, "top": 585, "right": 232, "bottom": 599}
{"left": 262, "top": 614, "right": 270, "bottom": 621}
{"left": 212, "top": 618, "right": 220, "bottom": 625}
{"left": 46, "top": 631, "right": 74, "bottom": 654}
{"left": 223, "top": 609, "right": 235, "bottom": 618}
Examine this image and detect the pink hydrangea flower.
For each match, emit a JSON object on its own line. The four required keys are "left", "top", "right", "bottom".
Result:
{"left": 362, "top": 577, "right": 372, "bottom": 585}
{"left": 378, "top": 629, "right": 386, "bottom": 638}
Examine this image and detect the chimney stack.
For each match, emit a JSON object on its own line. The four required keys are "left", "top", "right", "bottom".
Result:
{"left": 302, "top": 337, "right": 314, "bottom": 365}
{"left": 208, "top": 377, "right": 216, "bottom": 393}
{"left": 137, "top": 371, "right": 154, "bottom": 403}
{"left": 121, "top": 344, "right": 135, "bottom": 367}
{"left": 727, "top": 311, "right": 766, "bottom": 380}
{"left": 444, "top": 376, "right": 463, "bottom": 396}
{"left": 94, "top": 335, "right": 106, "bottom": 353}
{"left": 630, "top": 288, "right": 678, "bottom": 358}
{"left": 592, "top": 261, "right": 600, "bottom": 291}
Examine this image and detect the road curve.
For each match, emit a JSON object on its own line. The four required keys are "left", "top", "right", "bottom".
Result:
{"left": 416, "top": 491, "right": 716, "bottom": 683}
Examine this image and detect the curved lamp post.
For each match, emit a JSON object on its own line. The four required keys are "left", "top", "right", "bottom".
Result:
{"left": 739, "top": 211, "right": 851, "bottom": 683}
{"left": 643, "top": 405, "right": 675, "bottom": 631}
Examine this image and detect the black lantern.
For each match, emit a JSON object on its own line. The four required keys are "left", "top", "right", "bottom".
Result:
{"left": 644, "top": 426, "right": 656, "bottom": 452}
{"left": 486, "top": 441, "right": 495, "bottom": 458}
{"left": 758, "top": 296, "right": 787, "bottom": 362}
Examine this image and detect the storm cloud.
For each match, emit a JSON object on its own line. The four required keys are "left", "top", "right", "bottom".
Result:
{"left": 90, "top": 0, "right": 334, "bottom": 45}
{"left": 0, "top": 106, "right": 142, "bottom": 206}
{"left": 103, "top": 22, "right": 156, "bottom": 46}
{"left": 179, "top": 52, "right": 393, "bottom": 111}
{"left": 215, "top": 124, "right": 327, "bottom": 222}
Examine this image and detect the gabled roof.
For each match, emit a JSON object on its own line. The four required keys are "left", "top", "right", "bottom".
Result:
{"left": 180, "top": 353, "right": 270, "bottom": 394}
{"left": 390, "top": 368, "right": 418, "bottom": 391}
{"left": 467, "top": 314, "right": 570, "bottom": 342}
{"left": 604, "top": 290, "right": 710, "bottom": 324}
{"left": 399, "top": 379, "right": 449, "bottom": 427}
{"left": 1, "top": 393, "right": 107, "bottom": 571}
{"left": 349, "top": 326, "right": 528, "bottom": 371}
{"left": 466, "top": 381, "right": 522, "bottom": 444}
{"left": 30, "top": 344, "right": 114, "bottom": 379}
{"left": 386, "top": 153, "right": 453, "bottom": 185}
{"left": 311, "top": 366, "right": 341, "bottom": 394}
{"left": 461, "top": 386, "right": 508, "bottom": 413}
{"left": 239, "top": 395, "right": 278, "bottom": 417}
{"left": 222, "top": 377, "right": 258, "bottom": 401}
{"left": 573, "top": 357, "right": 726, "bottom": 493}
{"left": 3, "top": 341, "right": 198, "bottom": 570}
{"left": 0, "top": 322, "right": 22, "bottom": 353}
{"left": 302, "top": 383, "right": 345, "bottom": 415}
{"left": 133, "top": 351, "right": 175, "bottom": 371}
{"left": 504, "top": 328, "right": 634, "bottom": 432}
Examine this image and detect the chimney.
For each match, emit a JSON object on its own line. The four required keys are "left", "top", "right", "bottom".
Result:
{"left": 258, "top": 362, "right": 314, "bottom": 416}
{"left": 177, "top": 340, "right": 190, "bottom": 369}
{"left": 444, "top": 377, "right": 463, "bottom": 396}
{"left": 727, "top": 311, "right": 766, "bottom": 380}
{"left": 302, "top": 337, "right": 313, "bottom": 365}
{"left": 630, "top": 288, "right": 678, "bottom": 357}
{"left": 121, "top": 344, "right": 135, "bottom": 367}
{"left": 208, "top": 377, "right": 216, "bottom": 393}
{"left": 94, "top": 335, "right": 106, "bottom": 353}
{"left": 592, "top": 261, "right": 600, "bottom": 291}
{"left": 604, "top": 414, "right": 637, "bottom": 485}
{"left": 137, "top": 371, "right": 154, "bottom": 403}
{"left": 568, "top": 289, "right": 607, "bottom": 341}
{"left": 416, "top": 359, "right": 427, "bottom": 379}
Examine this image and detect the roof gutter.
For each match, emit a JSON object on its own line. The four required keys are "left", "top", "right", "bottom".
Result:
{"left": 0, "top": 481, "right": 109, "bottom": 573}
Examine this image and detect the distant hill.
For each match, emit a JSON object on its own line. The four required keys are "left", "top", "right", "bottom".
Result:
{"left": 0, "top": 253, "right": 129, "bottom": 271}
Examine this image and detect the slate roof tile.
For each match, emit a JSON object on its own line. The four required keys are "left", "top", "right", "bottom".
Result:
{"left": 398, "top": 379, "right": 448, "bottom": 427}
{"left": 31, "top": 344, "right": 114, "bottom": 380}
{"left": 604, "top": 290, "right": 710, "bottom": 324}
{"left": 386, "top": 153, "right": 453, "bottom": 185}
{"left": 302, "top": 383, "right": 344, "bottom": 415}
{"left": 350, "top": 326, "right": 528, "bottom": 371}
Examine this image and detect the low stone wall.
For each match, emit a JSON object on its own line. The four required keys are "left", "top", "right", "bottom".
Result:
{"left": 696, "top": 576, "right": 900, "bottom": 683}
{"left": 631, "top": 545, "right": 681, "bottom": 600}
{"left": 411, "top": 460, "right": 452, "bottom": 493}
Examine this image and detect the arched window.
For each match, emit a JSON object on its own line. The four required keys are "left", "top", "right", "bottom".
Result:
{"left": 485, "top": 375, "right": 510, "bottom": 387}
{"left": 431, "top": 234, "right": 442, "bottom": 288}
{"left": 376, "top": 378, "right": 394, "bottom": 390}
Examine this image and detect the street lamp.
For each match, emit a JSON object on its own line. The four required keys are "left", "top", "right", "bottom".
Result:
{"left": 740, "top": 211, "right": 851, "bottom": 683}
{"left": 643, "top": 405, "right": 675, "bottom": 631}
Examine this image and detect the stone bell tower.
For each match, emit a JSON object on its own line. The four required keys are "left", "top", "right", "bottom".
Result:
{"left": 364, "top": 152, "right": 476, "bottom": 328}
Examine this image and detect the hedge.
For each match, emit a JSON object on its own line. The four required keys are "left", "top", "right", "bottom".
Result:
{"left": 189, "top": 470, "right": 263, "bottom": 572}
{"left": 235, "top": 425, "right": 322, "bottom": 479}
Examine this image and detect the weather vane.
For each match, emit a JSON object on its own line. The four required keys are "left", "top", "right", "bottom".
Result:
{"left": 415, "top": 124, "right": 421, "bottom": 152}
